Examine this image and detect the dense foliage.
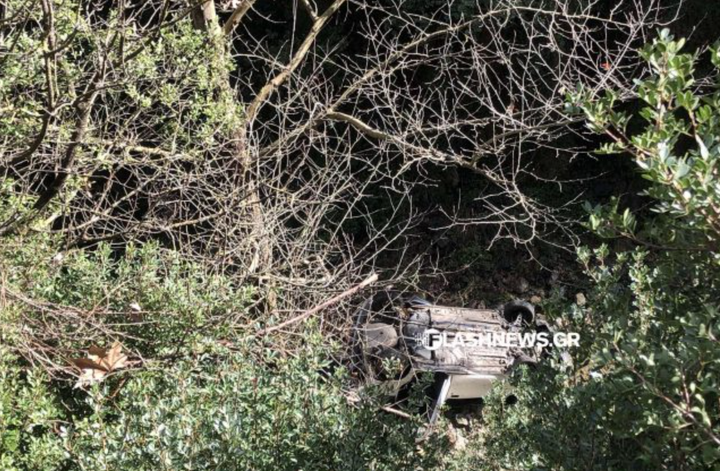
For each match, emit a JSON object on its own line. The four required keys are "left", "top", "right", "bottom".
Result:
{"left": 0, "top": 346, "right": 450, "bottom": 470}
{"left": 0, "top": 229, "right": 452, "bottom": 470}
{"left": 472, "top": 31, "right": 720, "bottom": 470}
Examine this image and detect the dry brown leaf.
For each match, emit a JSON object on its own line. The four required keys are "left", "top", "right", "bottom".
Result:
{"left": 72, "top": 341, "right": 128, "bottom": 389}
{"left": 71, "top": 357, "right": 109, "bottom": 372}
{"left": 88, "top": 345, "right": 107, "bottom": 357}
{"left": 100, "top": 341, "right": 128, "bottom": 371}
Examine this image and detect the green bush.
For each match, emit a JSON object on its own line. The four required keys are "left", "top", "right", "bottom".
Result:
{"left": 0, "top": 349, "right": 66, "bottom": 471}
{"left": 0, "top": 340, "right": 449, "bottom": 470}
{"left": 474, "top": 31, "right": 720, "bottom": 470}
{"left": 0, "top": 228, "right": 450, "bottom": 470}
{"left": 62, "top": 343, "right": 445, "bottom": 471}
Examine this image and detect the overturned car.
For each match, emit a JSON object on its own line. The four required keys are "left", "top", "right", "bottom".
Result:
{"left": 350, "top": 292, "right": 555, "bottom": 421}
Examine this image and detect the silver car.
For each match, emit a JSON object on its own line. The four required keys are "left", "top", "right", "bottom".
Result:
{"left": 350, "top": 291, "right": 550, "bottom": 422}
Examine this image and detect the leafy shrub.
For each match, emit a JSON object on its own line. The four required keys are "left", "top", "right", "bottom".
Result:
{"left": 0, "top": 349, "right": 66, "bottom": 471}
{"left": 62, "top": 341, "right": 446, "bottom": 471}
{"left": 474, "top": 31, "right": 720, "bottom": 470}
{"left": 1, "top": 338, "right": 450, "bottom": 470}
{"left": 0, "top": 228, "right": 450, "bottom": 470}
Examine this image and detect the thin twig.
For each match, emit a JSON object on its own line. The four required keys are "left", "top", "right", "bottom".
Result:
{"left": 255, "top": 273, "right": 378, "bottom": 336}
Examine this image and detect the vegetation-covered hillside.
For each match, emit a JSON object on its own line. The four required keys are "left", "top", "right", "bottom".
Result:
{"left": 1, "top": 0, "right": 718, "bottom": 469}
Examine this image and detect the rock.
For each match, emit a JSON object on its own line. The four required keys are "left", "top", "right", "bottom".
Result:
{"left": 530, "top": 295, "right": 542, "bottom": 304}
{"left": 575, "top": 292, "right": 587, "bottom": 306}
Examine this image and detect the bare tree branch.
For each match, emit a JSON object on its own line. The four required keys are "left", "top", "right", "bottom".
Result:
{"left": 223, "top": 0, "right": 258, "bottom": 36}
{"left": 244, "top": 0, "right": 346, "bottom": 122}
